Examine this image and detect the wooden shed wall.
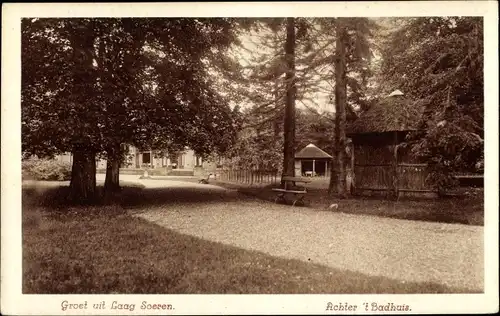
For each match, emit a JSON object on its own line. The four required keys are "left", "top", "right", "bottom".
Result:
{"left": 351, "top": 132, "right": 435, "bottom": 198}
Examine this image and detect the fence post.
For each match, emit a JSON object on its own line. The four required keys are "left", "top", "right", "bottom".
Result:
{"left": 393, "top": 132, "right": 399, "bottom": 199}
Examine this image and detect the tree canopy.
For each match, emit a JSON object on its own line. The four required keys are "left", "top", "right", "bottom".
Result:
{"left": 22, "top": 18, "right": 246, "bottom": 200}
{"left": 379, "top": 17, "right": 484, "bottom": 188}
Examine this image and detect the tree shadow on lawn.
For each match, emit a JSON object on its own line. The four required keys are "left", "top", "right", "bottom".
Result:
{"left": 22, "top": 181, "right": 250, "bottom": 212}
{"left": 119, "top": 186, "right": 248, "bottom": 209}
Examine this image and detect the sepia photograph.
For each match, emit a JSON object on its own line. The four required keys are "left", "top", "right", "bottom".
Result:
{"left": 2, "top": 1, "right": 498, "bottom": 315}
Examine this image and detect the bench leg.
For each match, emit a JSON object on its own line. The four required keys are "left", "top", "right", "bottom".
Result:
{"left": 292, "top": 194, "right": 305, "bottom": 207}
{"left": 275, "top": 193, "right": 285, "bottom": 204}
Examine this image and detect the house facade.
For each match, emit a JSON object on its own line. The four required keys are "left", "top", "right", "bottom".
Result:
{"left": 58, "top": 146, "right": 220, "bottom": 176}
{"left": 116, "top": 146, "right": 219, "bottom": 173}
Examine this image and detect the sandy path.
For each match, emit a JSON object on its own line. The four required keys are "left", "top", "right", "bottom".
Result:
{"left": 128, "top": 178, "right": 483, "bottom": 292}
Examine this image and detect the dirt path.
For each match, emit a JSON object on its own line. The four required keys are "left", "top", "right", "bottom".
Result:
{"left": 118, "top": 176, "right": 483, "bottom": 292}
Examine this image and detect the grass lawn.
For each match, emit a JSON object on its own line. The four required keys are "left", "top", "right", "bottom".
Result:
{"left": 212, "top": 180, "right": 484, "bottom": 226}
{"left": 22, "top": 184, "right": 470, "bottom": 294}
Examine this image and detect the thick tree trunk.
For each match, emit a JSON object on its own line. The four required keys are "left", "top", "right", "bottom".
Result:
{"left": 70, "top": 146, "right": 97, "bottom": 203}
{"left": 282, "top": 17, "right": 296, "bottom": 182}
{"left": 68, "top": 22, "right": 98, "bottom": 204}
{"left": 329, "top": 22, "right": 348, "bottom": 198}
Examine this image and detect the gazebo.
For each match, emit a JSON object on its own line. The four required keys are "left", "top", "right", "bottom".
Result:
{"left": 294, "top": 143, "right": 332, "bottom": 177}
{"left": 346, "top": 90, "right": 434, "bottom": 198}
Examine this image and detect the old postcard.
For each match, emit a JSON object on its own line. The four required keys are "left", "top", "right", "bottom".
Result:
{"left": 1, "top": 1, "right": 498, "bottom": 315}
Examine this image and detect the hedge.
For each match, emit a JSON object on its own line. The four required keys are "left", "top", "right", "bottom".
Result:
{"left": 23, "top": 159, "right": 72, "bottom": 181}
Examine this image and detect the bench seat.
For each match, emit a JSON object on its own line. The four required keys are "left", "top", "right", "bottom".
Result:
{"left": 271, "top": 177, "right": 310, "bottom": 206}
{"left": 271, "top": 188, "right": 306, "bottom": 194}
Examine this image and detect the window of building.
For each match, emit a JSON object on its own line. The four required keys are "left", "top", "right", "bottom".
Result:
{"left": 142, "top": 152, "right": 151, "bottom": 164}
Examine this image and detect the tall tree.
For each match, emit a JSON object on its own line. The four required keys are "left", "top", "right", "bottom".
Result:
{"left": 282, "top": 18, "right": 297, "bottom": 178}
{"left": 208, "top": 18, "right": 375, "bottom": 176}
{"left": 329, "top": 21, "right": 348, "bottom": 197}
{"left": 302, "top": 18, "right": 376, "bottom": 196}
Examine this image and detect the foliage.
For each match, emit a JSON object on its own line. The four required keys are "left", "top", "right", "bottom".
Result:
{"left": 22, "top": 18, "right": 247, "bottom": 200}
{"left": 22, "top": 159, "right": 72, "bottom": 181}
{"left": 225, "top": 108, "right": 335, "bottom": 171}
{"left": 296, "top": 108, "right": 335, "bottom": 154}
{"left": 379, "top": 17, "right": 484, "bottom": 190}
{"left": 226, "top": 127, "right": 284, "bottom": 171}
{"left": 22, "top": 18, "right": 244, "bottom": 161}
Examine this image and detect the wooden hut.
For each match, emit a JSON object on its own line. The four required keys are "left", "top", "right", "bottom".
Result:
{"left": 346, "top": 90, "right": 436, "bottom": 198}
{"left": 295, "top": 143, "right": 332, "bottom": 177}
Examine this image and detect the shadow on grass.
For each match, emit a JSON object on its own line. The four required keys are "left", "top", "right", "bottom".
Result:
{"left": 23, "top": 204, "right": 477, "bottom": 294}
{"left": 22, "top": 181, "right": 249, "bottom": 212}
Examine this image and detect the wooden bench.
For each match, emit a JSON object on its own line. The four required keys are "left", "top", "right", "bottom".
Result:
{"left": 198, "top": 173, "right": 215, "bottom": 184}
{"left": 271, "top": 176, "right": 311, "bottom": 206}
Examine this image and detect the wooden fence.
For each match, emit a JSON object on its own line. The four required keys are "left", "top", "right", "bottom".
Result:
{"left": 353, "top": 163, "right": 436, "bottom": 197}
{"left": 218, "top": 169, "right": 279, "bottom": 186}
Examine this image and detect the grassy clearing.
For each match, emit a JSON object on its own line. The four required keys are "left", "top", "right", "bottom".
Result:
{"left": 212, "top": 180, "right": 484, "bottom": 226}
{"left": 22, "top": 185, "right": 470, "bottom": 294}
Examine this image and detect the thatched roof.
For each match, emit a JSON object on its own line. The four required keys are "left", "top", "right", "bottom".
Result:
{"left": 347, "top": 91, "right": 424, "bottom": 135}
{"left": 295, "top": 143, "right": 332, "bottom": 159}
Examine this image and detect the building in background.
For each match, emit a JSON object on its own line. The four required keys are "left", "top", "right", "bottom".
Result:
{"left": 294, "top": 143, "right": 333, "bottom": 177}
{"left": 58, "top": 146, "right": 220, "bottom": 176}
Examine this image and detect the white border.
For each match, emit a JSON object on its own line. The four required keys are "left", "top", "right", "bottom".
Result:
{"left": 2, "top": 1, "right": 498, "bottom": 315}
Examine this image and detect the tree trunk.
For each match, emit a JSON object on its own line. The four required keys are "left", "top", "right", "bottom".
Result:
{"left": 273, "top": 78, "right": 281, "bottom": 139}
{"left": 329, "top": 21, "right": 348, "bottom": 198}
{"left": 104, "top": 157, "right": 120, "bottom": 192}
{"left": 282, "top": 17, "right": 296, "bottom": 182}
{"left": 70, "top": 146, "right": 97, "bottom": 203}
{"left": 104, "top": 144, "right": 122, "bottom": 193}
{"left": 273, "top": 32, "right": 282, "bottom": 141}
{"left": 68, "top": 22, "right": 98, "bottom": 204}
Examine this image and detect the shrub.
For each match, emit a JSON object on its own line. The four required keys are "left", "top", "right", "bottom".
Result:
{"left": 23, "top": 159, "right": 72, "bottom": 181}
